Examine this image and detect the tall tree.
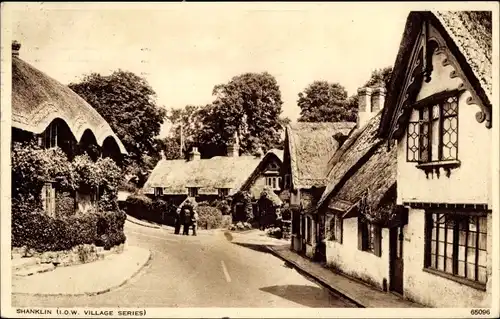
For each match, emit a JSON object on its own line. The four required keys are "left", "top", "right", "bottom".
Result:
{"left": 69, "top": 70, "right": 167, "bottom": 176}
{"left": 297, "top": 81, "right": 355, "bottom": 122}
{"left": 363, "top": 66, "right": 393, "bottom": 89}
{"left": 198, "top": 72, "right": 284, "bottom": 157}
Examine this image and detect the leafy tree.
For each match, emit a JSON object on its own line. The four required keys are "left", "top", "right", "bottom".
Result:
{"left": 297, "top": 81, "right": 356, "bottom": 123}
{"left": 363, "top": 66, "right": 393, "bottom": 89}
{"left": 158, "top": 136, "right": 182, "bottom": 160}
{"left": 68, "top": 70, "right": 167, "bottom": 175}
{"left": 165, "top": 105, "right": 206, "bottom": 158}
{"left": 199, "top": 72, "right": 284, "bottom": 157}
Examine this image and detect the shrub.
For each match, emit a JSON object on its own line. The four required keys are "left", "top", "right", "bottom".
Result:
{"left": 265, "top": 227, "right": 283, "bottom": 239}
{"left": 11, "top": 202, "right": 126, "bottom": 252}
{"left": 126, "top": 194, "right": 153, "bottom": 220}
{"left": 197, "top": 204, "right": 223, "bottom": 229}
{"left": 56, "top": 191, "right": 76, "bottom": 218}
{"left": 221, "top": 215, "right": 233, "bottom": 229}
{"left": 213, "top": 199, "right": 231, "bottom": 215}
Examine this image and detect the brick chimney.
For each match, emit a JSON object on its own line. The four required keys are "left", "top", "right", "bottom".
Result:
{"left": 357, "top": 87, "right": 372, "bottom": 128}
{"left": 357, "top": 86, "right": 385, "bottom": 128}
{"left": 12, "top": 41, "right": 21, "bottom": 58}
{"left": 227, "top": 132, "right": 240, "bottom": 157}
{"left": 371, "top": 87, "right": 386, "bottom": 113}
{"left": 188, "top": 146, "right": 201, "bottom": 161}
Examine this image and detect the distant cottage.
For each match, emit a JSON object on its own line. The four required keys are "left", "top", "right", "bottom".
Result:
{"left": 282, "top": 121, "right": 356, "bottom": 258}
{"left": 143, "top": 137, "right": 265, "bottom": 206}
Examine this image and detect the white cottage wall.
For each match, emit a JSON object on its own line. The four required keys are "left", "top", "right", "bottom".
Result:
{"left": 397, "top": 50, "right": 492, "bottom": 207}
{"left": 325, "top": 217, "right": 391, "bottom": 290}
{"left": 403, "top": 210, "right": 492, "bottom": 307}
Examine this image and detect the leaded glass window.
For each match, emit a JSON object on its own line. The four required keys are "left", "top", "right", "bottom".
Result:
{"left": 406, "top": 95, "right": 459, "bottom": 163}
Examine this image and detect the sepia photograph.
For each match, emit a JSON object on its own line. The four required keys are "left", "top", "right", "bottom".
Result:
{"left": 1, "top": 2, "right": 498, "bottom": 318}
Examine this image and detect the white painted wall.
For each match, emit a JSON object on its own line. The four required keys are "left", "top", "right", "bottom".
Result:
{"left": 325, "top": 217, "right": 391, "bottom": 290}
{"left": 403, "top": 209, "right": 492, "bottom": 307}
{"left": 397, "top": 49, "right": 492, "bottom": 207}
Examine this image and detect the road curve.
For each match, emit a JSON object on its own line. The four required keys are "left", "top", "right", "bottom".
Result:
{"left": 12, "top": 222, "right": 357, "bottom": 308}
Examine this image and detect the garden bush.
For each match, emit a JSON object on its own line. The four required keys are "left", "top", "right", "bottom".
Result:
{"left": 56, "top": 191, "right": 76, "bottom": 218}
{"left": 197, "top": 203, "right": 223, "bottom": 229}
{"left": 12, "top": 201, "right": 126, "bottom": 252}
{"left": 221, "top": 215, "right": 233, "bottom": 229}
{"left": 126, "top": 194, "right": 153, "bottom": 220}
{"left": 265, "top": 227, "right": 283, "bottom": 239}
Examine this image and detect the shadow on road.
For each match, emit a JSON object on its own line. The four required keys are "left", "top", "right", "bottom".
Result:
{"left": 259, "top": 285, "right": 357, "bottom": 308}
{"left": 231, "top": 242, "right": 271, "bottom": 253}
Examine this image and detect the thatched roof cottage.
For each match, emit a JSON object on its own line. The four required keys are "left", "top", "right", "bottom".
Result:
{"left": 11, "top": 41, "right": 128, "bottom": 216}
{"left": 376, "top": 11, "right": 493, "bottom": 307}
{"left": 282, "top": 121, "right": 356, "bottom": 258}
{"left": 12, "top": 41, "right": 127, "bottom": 161}
{"left": 143, "top": 140, "right": 264, "bottom": 206}
{"left": 313, "top": 86, "right": 408, "bottom": 292}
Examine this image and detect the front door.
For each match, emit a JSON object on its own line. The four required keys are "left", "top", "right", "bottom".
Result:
{"left": 315, "top": 215, "right": 326, "bottom": 262}
{"left": 389, "top": 226, "right": 404, "bottom": 295}
{"left": 300, "top": 214, "right": 306, "bottom": 254}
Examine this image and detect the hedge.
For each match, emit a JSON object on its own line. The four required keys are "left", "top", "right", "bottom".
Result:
{"left": 197, "top": 203, "right": 223, "bottom": 229}
{"left": 125, "top": 194, "right": 153, "bottom": 221}
{"left": 12, "top": 200, "right": 126, "bottom": 252}
{"left": 125, "top": 195, "right": 177, "bottom": 225}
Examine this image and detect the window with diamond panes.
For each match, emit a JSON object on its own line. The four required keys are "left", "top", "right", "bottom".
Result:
{"left": 406, "top": 95, "right": 458, "bottom": 163}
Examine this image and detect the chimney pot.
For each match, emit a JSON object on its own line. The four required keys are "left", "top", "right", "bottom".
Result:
{"left": 357, "top": 87, "right": 373, "bottom": 113}
{"left": 188, "top": 146, "right": 201, "bottom": 161}
{"left": 371, "top": 87, "right": 386, "bottom": 112}
{"left": 12, "top": 41, "right": 21, "bottom": 57}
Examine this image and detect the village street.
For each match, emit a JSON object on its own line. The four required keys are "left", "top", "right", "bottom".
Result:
{"left": 12, "top": 221, "right": 357, "bottom": 308}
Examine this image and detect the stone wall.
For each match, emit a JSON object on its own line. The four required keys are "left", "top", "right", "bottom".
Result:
{"left": 12, "top": 243, "right": 125, "bottom": 268}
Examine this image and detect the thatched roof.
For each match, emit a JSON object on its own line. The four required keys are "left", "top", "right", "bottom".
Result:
{"left": 12, "top": 55, "right": 127, "bottom": 154}
{"left": 143, "top": 155, "right": 261, "bottom": 195}
{"left": 286, "top": 122, "right": 356, "bottom": 189}
{"left": 240, "top": 148, "right": 284, "bottom": 197}
{"left": 317, "top": 111, "right": 396, "bottom": 215}
{"left": 379, "top": 11, "right": 492, "bottom": 138}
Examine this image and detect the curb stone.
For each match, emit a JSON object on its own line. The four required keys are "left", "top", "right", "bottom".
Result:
{"left": 12, "top": 249, "right": 153, "bottom": 297}
{"left": 265, "top": 246, "right": 365, "bottom": 308}
{"left": 126, "top": 217, "right": 160, "bottom": 229}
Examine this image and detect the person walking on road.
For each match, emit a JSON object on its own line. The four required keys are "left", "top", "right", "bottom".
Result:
{"left": 191, "top": 209, "right": 199, "bottom": 236}
{"left": 182, "top": 207, "right": 192, "bottom": 235}
{"left": 174, "top": 207, "right": 181, "bottom": 235}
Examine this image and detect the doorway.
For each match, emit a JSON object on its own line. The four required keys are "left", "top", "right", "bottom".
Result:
{"left": 389, "top": 226, "right": 404, "bottom": 295}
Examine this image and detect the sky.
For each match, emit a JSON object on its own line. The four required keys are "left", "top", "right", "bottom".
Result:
{"left": 8, "top": 3, "right": 410, "bottom": 138}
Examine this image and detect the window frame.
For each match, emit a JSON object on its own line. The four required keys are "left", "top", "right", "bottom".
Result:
{"left": 265, "top": 175, "right": 281, "bottom": 191}
{"left": 218, "top": 188, "right": 229, "bottom": 197}
{"left": 188, "top": 187, "right": 199, "bottom": 197}
{"left": 327, "top": 214, "right": 343, "bottom": 243}
{"left": 406, "top": 91, "right": 460, "bottom": 164}
{"left": 358, "top": 218, "right": 382, "bottom": 257}
{"left": 154, "top": 187, "right": 163, "bottom": 197}
{"left": 424, "top": 210, "right": 488, "bottom": 289}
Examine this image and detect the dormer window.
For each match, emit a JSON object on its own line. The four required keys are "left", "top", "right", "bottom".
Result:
{"left": 266, "top": 176, "right": 281, "bottom": 190}
{"left": 188, "top": 187, "right": 199, "bottom": 197}
{"left": 154, "top": 187, "right": 163, "bottom": 197}
{"left": 407, "top": 92, "right": 461, "bottom": 177}
{"left": 218, "top": 188, "right": 229, "bottom": 197}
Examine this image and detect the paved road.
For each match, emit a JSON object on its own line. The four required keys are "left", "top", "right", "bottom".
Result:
{"left": 12, "top": 222, "right": 356, "bottom": 308}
